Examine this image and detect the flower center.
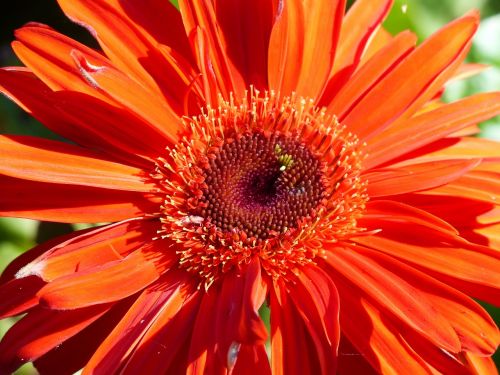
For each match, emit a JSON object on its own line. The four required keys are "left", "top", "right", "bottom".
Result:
{"left": 196, "top": 132, "right": 325, "bottom": 242}
{"left": 155, "top": 92, "right": 367, "bottom": 287}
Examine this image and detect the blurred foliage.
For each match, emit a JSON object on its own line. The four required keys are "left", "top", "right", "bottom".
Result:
{"left": 0, "top": 0, "right": 499, "bottom": 374}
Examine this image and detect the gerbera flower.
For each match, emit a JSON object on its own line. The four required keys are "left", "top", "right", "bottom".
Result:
{"left": 0, "top": 0, "right": 499, "bottom": 373}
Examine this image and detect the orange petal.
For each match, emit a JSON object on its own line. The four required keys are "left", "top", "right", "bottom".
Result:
{"left": 215, "top": 258, "right": 268, "bottom": 369}
{"left": 336, "top": 246, "right": 500, "bottom": 355}
{"left": 325, "top": 30, "right": 417, "bottom": 115}
{"left": 341, "top": 12, "right": 478, "bottom": 141}
{"left": 83, "top": 272, "right": 195, "bottom": 374}
{"left": 0, "top": 68, "right": 162, "bottom": 168}
{"left": 464, "top": 352, "right": 499, "bottom": 375}
{"left": 325, "top": 247, "right": 461, "bottom": 352}
{"left": 333, "top": 278, "right": 432, "bottom": 375}
{"left": 353, "top": 220, "right": 500, "bottom": 307}
{"left": 70, "top": 50, "right": 181, "bottom": 143}
{"left": 326, "top": 0, "right": 393, "bottom": 96}
{"left": 0, "top": 276, "right": 44, "bottom": 319}
{"left": 179, "top": 0, "right": 246, "bottom": 99}
{"left": 13, "top": 25, "right": 112, "bottom": 101}
{"left": 364, "top": 200, "right": 458, "bottom": 235}
{"left": 420, "top": 170, "right": 500, "bottom": 205}
{"left": 448, "top": 63, "right": 489, "bottom": 83}
{"left": 0, "top": 305, "right": 110, "bottom": 373}
{"left": 288, "top": 266, "right": 340, "bottom": 374}
{"left": 268, "top": 0, "right": 346, "bottom": 99}
{"left": 270, "top": 282, "right": 323, "bottom": 375}
{"left": 0, "top": 135, "right": 155, "bottom": 192}
{"left": 120, "top": 291, "right": 201, "bottom": 374}
{"left": 0, "top": 176, "right": 160, "bottom": 223}
{"left": 214, "top": 0, "right": 274, "bottom": 89}
{"left": 57, "top": 0, "right": 194, "bottom": 110}
{"left": 364, "top": 92, "right": 500, "bottom": 169}
{"left": 38, "top": 251, "right": 159, "bottom": 309}
{"left": 186, "top": 287, "right": 226, "bottom": 375}
{"left": 17, "top": 220, "right": 158, "bottom": 282}
{"left": 365, "top": 159, "right": 480, "bottom": 197}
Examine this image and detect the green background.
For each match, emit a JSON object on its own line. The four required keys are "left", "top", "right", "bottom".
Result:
{"left": 0, "top": 0, "right": 499, "bottom": 373}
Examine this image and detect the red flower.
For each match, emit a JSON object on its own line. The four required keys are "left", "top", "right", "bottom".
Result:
{"left": 1, "top": 0, "right": 499, "bottom": 374}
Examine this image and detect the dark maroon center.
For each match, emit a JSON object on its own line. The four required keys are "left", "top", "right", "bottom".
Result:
{"left": 196, "top": 132, "right": 325, "bottom": 240}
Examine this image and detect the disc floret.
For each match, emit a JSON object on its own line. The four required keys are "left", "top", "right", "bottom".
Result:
{"left": 154, "top": 91, "right": 367, "bottom": 286}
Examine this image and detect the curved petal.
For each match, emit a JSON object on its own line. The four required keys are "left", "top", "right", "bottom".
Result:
{"left": 0, "top": 68, "right": 164, "bottom": 168}
{"left": 33, "top": 298, "right": 134, "bottom": 375}
{"left": 17, "top": 220, "right": 159, "bottom": 282}
{"left": 214, "top": 0, "right": 274, "bottom": 89}
{"left": 268, "top": 0, "right": 346, "bottom": 99}
{"left": 215, "top": 258, "right": 268, "bottom": 370}
{"left": 325, "top": 30, "right": 417, "bottom": 116}
{"left": 0, "top": 305, "right": 111, "bottom": 373}
{"left": 329, "top": 246, "right": 500, "bottom": 355}
{"left": 333, "top": 277, "right": 433, "bottom": 375}
{"left": 120, "top": 291, "right": 201, "bottom": 374}
{"left": 325, "top": 247, "right": 461, "bottom": 352}
{"left": 323, "top": 0, "right": 393, "bottom": 99}
{"left": 365, "top": 159, "right": 480, "bottom": 197}
{"left": 178, "top": 0, "right": 246, "bottom": 99}
{"left": 270, "top": 282, "right": 322, "bottom": 375}
{"left": 288, "top": 266, "right": 340, "bottom": 375}
{"left": 57, "top": 0, "right": 195, "bottom": 112}
{"left": 0, "top": 276, "right": 45, "bottom": 319}
{"left": 83, "top": 271, "right": 195, "bottom": 374}
{"left": 353, "top": 217, "right": 500, "bottom": 306}
{"left": 37, "top": 251, "right": 159, "bottom": 310}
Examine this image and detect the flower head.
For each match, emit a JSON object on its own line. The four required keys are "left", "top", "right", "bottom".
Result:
{"left": 0, "top": 0, "right": 499, "bottom": 374}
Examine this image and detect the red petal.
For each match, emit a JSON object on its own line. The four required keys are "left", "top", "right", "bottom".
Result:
{"left": 355, "top": 214, "right": 500, "bottom": 306}
{"left": 365, "top": 92, "right": 500, "bottom": 169}
{"left": 230, "top": 344, "right": 271, "bottom": 375}
{"left": 270, "top": 283, "right": 322, "bottom": 375}
{"left": 337, "top": 337, "right": 378, "bottom": 375}
{"left": 325, "top": 247, "right": 461, "bottom": 352}
{"left": 364, "top": 200, "right": 458, "bottom": 235}
{"left": 0, "top": 135, "right": 155, "bottom": 192}
{"left": 0, "top": 305, "right": 110, "bottom": 373}
{"left": 341, "top": 12, "right": 478, "bottom": 141}
{"left": 83, "top": 271, "right": 195, "bottom": 374}
{"left": 179, "top": 0, "right": 246, "bottom": 99}
{"left": 215, "top": 258, "right": 268, "bottom": 368}
{"left": 324, "top": 0, "right": 393, "bottom": 97}
{"left": 33, "top": 297, "right": 134, "bottom": 375}
{"left": 215, "top": 0, "right": 274, "bottom": 89}
{"left": 0, "top": 68, "right": 164, "bottom": 168}
{"left": 18, "top": 220, "right": 158, "bottom": 282}
{"left": 288, "top": 266, "right": 340, "bottom": 375}
{"left": 38, "top": 251, "right": 159, "bottom": 309}
{"left": 325, "top": 30, "right": 416, "bottom": 116}
{"left": 331, "top": 246, "right": 500, "bottom": 355}
{"left": 120, "top": 290, "right": 201, "bottom": 374}
{"left": 334, "top": 279, "right": 432, "bottom": 375}
{"left": 187, "top": 288, "right": 226, "bottom": 375}
{"left": 268, "top": 0, "right": 346, "bottom": 99}
{"left": 13, "top": 25, "right": 111, "bottom": 101}
{"left": 57, "top": 0, "right": 194, "bottom": 111}
{"left": 0, "top": 176, "right": 159, "bottom": 223}
{"left": 365, "top": 159, "right": 480, "bottom": 197}
{"left": 0, "top": 276, "right": 44, "bottom": 319}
